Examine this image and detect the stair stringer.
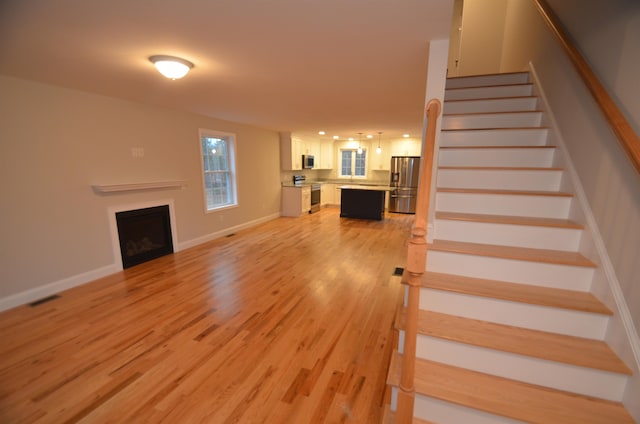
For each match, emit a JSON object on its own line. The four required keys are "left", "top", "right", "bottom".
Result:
{"left": 528, "top": 62, "right": 640, "bottom": 420}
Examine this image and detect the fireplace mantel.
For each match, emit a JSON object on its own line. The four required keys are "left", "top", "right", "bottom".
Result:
{"left": 92, "top": 180, "right": 187, "bottom": 194}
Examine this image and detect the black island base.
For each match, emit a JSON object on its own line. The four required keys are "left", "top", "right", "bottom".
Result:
{"left": 339, "top": 187, "right": 386, "bottom": 220}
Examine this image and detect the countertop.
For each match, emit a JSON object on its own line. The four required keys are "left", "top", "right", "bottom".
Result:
{"left": 281, "top": 180, "right": 389, "bottom": 188}
{"left": 281, "top": 183, "right": 313, "bottom": 188}
{"left": 338, "top": 185, "right": 392, "bottom": 191}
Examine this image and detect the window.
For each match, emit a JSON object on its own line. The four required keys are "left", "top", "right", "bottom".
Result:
{"left": 199, "top": 130, "right": 237, "bottom": 211}
{"left": 339, "top": 149, "right": 367, "bottom": 178}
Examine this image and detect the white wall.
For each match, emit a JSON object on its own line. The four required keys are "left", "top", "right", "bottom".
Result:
{"left": 458, "top": 0, "right": 509, "bottom": 76}
{"left": 0, "top": 76, "right": 281, "bottom": 308}
{"left": 500, "top": 1, "right": 640, "bottom": 420}
{"left": 543, "top": 0, "right": 640, "bottom": 136}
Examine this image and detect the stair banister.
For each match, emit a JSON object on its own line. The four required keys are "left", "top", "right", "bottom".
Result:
{"left": 532, "top": 0, "right": 640, "bottom": 174}
{"left": 396, "top": 98, "right": 442, "bottom": 423}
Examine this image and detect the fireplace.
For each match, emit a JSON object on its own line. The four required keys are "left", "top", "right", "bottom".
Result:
{"left": 115, "top": 205, "right": 174, "bottom": 269}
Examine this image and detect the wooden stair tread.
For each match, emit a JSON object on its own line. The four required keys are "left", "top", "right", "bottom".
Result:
{"left": 419, "top": 271, "right": 610, "bottom": 314}
{"left": 439, "top": 144, "right": 554, "bottom": 148}
{"left": 446, "top": 82, "right": 533, "bottom": 90}
{"left": 388, "top": 352, "right": 634, "bottom": 423}
{"left": 441, "top": 126, "right": 548, "bottom": 132}
{"left": 443, "top": 110, "right": 544, "bottom": 116}
{"left": 447, "top": 71, "right": 529, "bottom": 79}
{"left": 395, "top": 309, "right": 629, "bottom": 374}
{"left": 439, "top": 166, "right": 563, "bottom": 171}
{"left": 428, "top": 239, "right": 596, "bottom": 267}
{"left": 437, "top": 187, "right": 572, "bottom": 197}
{"left": 444, "top": 95, "right": 538, "bottom": 103}
{"left": 435, "top": 211, "right": 583, "bottom": 229}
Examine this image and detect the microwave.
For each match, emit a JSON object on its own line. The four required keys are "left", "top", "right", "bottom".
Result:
{"left": 302, "top": 155, "right": 314, "bottom": 169}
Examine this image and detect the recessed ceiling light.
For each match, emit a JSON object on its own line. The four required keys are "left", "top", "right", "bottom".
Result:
{"left": 318, "top": 131, "right": 325, "bottom": 135}
{"left": 348, "top": 137, "right": 354, "bottom": 141}
{"left": 333, "top": 135, "right": 339, "bottom": 140}
{"left": 403, "top": 134, "right": 410, "bottom": 138}
{"left": 149, "top": 55, "right": 194, "bottom": 79}
{"left": 366, "top": 134, "right": 373, "bottom": 139}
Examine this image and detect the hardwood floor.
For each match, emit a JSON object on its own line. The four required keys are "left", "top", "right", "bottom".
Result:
{"left": 0, "top": 207, "right": 412, "bottom": 423}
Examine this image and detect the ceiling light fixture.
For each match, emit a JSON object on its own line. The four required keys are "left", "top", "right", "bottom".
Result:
{"left": 403, "top": 133, "right": 410, "bottom": 138}
{"left": 318, "top": 131, "right": 326, "bottom": 135}
{"left": 149, "top": 55, "right": 194, "bottom": 79}
{"left": 333, "top": 135, "right": 340, "bottom": 140}
{"left": 357, "top": 132, "right": 363, "bottom": 155}
{"left": 376, "top": 132, "right": 382, "bottom": 155}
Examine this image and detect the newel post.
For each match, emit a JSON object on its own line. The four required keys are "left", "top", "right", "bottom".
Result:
{"left": 395, "top": 99, "right": 441, "bottom": 423}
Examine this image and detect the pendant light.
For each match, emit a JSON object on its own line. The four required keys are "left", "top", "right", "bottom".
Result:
{"left": 376, "top": 132, "right": 382, "bottom": 154}
{"left": 357, "top": 132, "right": 363, "bottom": 154}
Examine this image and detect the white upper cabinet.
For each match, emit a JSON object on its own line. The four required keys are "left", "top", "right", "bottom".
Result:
{"left": 318, "top": 141, "right": 334, "bottom": 169}
{"left": 390, "top": 138, "right": 422, "bottom": 157}
{"left": 280, "top": 132, "right": 303, "bottom": 170}
{"left": 369, "top": 140, "right": 391, "bottom": 171}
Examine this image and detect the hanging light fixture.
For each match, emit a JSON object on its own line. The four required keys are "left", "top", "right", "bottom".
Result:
{"left": 149, "top": 55, "right": 194, "bottom": 79}
{"left": 376, "top": 132, "right": 382, "bottom": 154}
{"left": 357, "top": 133, "right": 363, "bottom": 154}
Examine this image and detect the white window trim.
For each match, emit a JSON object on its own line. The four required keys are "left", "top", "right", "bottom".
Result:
{"left": 338, "top": 148, "right": 367, "bottom": 179}
{"left": 198, "top": 129, "right": 239, "bottom": 213}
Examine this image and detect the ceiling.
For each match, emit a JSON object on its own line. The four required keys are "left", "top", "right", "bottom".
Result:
{"left": 0, "top": 0, "right": 453, "bottom": 143}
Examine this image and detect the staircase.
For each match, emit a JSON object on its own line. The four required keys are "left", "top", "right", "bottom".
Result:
{"left": 386, "top": 72, "right": 635, "bottom": 423}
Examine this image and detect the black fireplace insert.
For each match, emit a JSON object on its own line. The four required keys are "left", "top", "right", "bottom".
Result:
{"left": 115, "top": 205, "right": 174, "bottom": 269}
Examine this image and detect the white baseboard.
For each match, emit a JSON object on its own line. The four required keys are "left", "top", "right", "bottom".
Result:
{"left": 0, "top": 212, "right": 281, "bottom": 313}
{"left": 0, "top": 264, "right": 119, "bottom": 312}
{"left": 178, "top": 212, "right": 280, "bottom": 251}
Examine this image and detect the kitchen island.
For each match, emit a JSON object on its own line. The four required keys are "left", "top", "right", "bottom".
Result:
{"left": 339, "top": 185, "right": 390, "bottom": 220}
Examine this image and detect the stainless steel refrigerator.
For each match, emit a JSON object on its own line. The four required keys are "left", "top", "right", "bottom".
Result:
{"left": 389, "top": 156, "right": 421, "bottom": 213}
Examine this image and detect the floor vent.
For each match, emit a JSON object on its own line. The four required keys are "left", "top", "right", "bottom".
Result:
{"left": 393, "top": 267, "right": 404, "bottom": 276}
{"left": 29, "top": 294, "right": 60, "bottom": 307}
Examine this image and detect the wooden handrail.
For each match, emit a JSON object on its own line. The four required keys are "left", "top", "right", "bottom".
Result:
{"left": 395, "top": 98, "right": 441, "bottom": 423}
{"left": 532, "top": 0, "right": 640, "bottom": 174}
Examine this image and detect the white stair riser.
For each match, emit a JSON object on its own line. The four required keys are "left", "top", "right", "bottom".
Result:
{"left": 434, "top": 220, "right": 582, "bottom": 251}
{"left": 444, "top": 97, "right": 539, "bottom": 114}
{"left": 439, "top": 148, "right": 554, "bottom": 167}
{"left": 445, "top": 73, "right": 530, "bottom": 89}
{"left": 426, "top": 250, "right": 592, "bottom": 291}
{"left": 414, "top": 394, "right": 522, "bottom": 424}
{"left": 436, "top": 192, "right": 572, "bottom": 219}
{"left": 437, "top": 168, "right": 562, "bottom": 191}
{"left": 390, "top": 387, "right": 398, "bottom": 412}
{"left": 440, "top": 128, "right": 549, "bottom": 147}
{"left": 445, "top": 84, "right": 533, "bottom": 100}
{"left": 442, "top": 112, "right": 543, "bottom": 130}
{"left": 419, "top": 288, "right": 607, "bottom": 339}
{"left": 414, "top": 337, "right": 626, "bottom": 401}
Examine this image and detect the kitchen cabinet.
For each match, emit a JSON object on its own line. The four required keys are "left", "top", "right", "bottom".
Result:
{"left": 321, "top": 184, "right": 330, "bottom": 206}
{"left": 281, "top": 186, "right": 310, "bottom": 216}
{"left": 282, "top": 186, "right": 301, "bottom": 216}
{"left": 281, "top": 134, "right": 333, "bottom": 170}
{"left": 390, "top": 139, "right": 422, "bottom": 157}
{"left": 369, "top": 143, "right": 391, "bottom": 171}
{"left": 339, "top": 187, "right": 386, "bottom": 220}
{"left": 301, "top": 186, "right": 311, "bottom": 213}
{"left": 320, "top": 183, "right": 340, "bottom": 206}
{"left": 320, "top": 183, "right": 344, "bottom": 206}
{"left": 280, "top": 132, "right": 303, "bottom": 170}
{"left": 318, "top": 141, "right": 334, "bottom": 169}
